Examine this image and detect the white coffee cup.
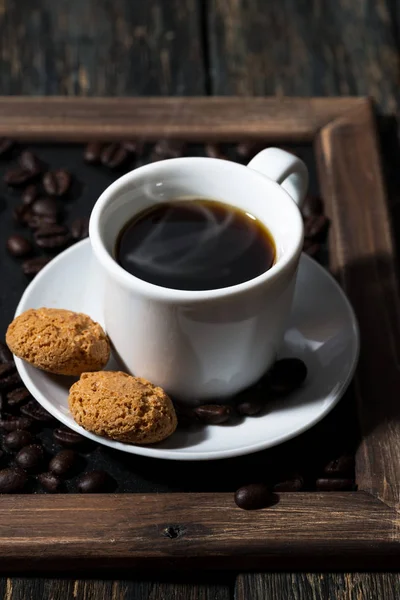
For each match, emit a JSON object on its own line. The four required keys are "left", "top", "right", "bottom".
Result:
{"left": 89, "top": 148, "right": 308, "bottom": 402}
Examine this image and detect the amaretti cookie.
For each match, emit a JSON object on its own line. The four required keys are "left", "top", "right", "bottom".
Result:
{"left": 6, "top": 308, "right": 110, "bottom": 376}
{"left": 68, "top": 371, "right": 177, "bottom": 444}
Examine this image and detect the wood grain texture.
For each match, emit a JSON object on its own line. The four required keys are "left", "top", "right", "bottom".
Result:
{"left": 0, "top": 96, "right": 366, "bottom": 141}
{"left": 0, "top": 577, "right": 231, "bottom": 600}
{"left": 235, "top": 572, "right": 400, "bottom": 600}
{"left": 316, "top": 100, "right": 400, "bottom": 510}
{"left": 0, "top": 492, "right": 398, "bottom": 571}
{"left": 208, "top": 0, "right": 400, "bottom": 113}
{"left": 0, "top": 0, "right": 205, "bottom": 95}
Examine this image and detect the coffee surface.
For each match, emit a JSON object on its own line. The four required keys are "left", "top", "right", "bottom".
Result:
{"left": 115, "top": 199, "right": 275, "bottom": 291}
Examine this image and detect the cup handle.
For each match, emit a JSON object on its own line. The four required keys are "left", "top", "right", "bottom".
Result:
{"left": 247, "top": 147, "right": 308, "bottom": 207}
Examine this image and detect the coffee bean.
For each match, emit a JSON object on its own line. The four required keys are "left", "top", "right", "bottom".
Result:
{"left": 15, "top": 444, "right": 44, "bottom": 472}
{"left": 0, "top": 416, "right": 33, "bottom": 431}
{"left": 273, "top": 476, "right": 304, "bottom": 492}
{"left": 6, "top": 234, "right": 32, "bottom": 258}
{"left": 38, "top": 472, "right": 63, "bottom": 493}
{"left": 84, "top": 142, "right": 104, "bottom": 164}
{"left": 303, "top": 195, "right": 324, "bottom": 217}
{"left": 0, "top": 342, "right": 12, "bottom": 364}
{"left": 43, "top": 169, "right": 71, "bottom": 196}
{"left": 0, "top": 362, "right": 20, "bottom": 391}
{"left": 304, "top": 215, "right": 330, "bottom": 242}
{"left": 49, "top": 449, "right": 77, "bottom": 477}
{"left": 6, "top": 387, "right": 31, "bottom": 408}
{"left": 204, "top": 143, "right": 227, "bottom": 160}
{"left": 22, "top": 184, "right": 39, "bottom": 206}
{"left": 193, "top": 404, "right": 232, "bottom": 424}
{"left": 31, "top": 197, "right": 59, "bottom": 218}
{"left": 153, "top": 140, "right": 185, "bottom": 159}
{"left": 236, "top": 141, "right": 263, "bottom": 159}
{"left": 71, "top": 216, "right": 89, "bottom": 241}
{"left": 53, "top": 427, "right": 88, "bottom": 448}
{"left": 77, "top": 470, "right": 114, "bottom": 493}
{"left": 0, "top": 468, "right": 27, "bottom": 493}
{"left": 234, "top": 483, "right": 276, "bottom": 510}
{"left": 316, "top": 478, "right": 355, "bottom": 491}
{"left": 19, "top": 151, "right": 43, "bottom": 174}
{"left": 25, "top": 212, "right": 59, "bottom": 231}
{"left": 323, "top": 455, "right": 354, "bottom": 477}
{"left": 101, "top": 143, "right": 129, "bottom": 169}
{"left": 236, "top": 400, "right": 264, "bottom": 416}
{"left": 3, "top": 430, "right": 34, "bottom": 452}
{"left": 34, "top": 224, "right": 71, "bottom": 250}
{"left": 21, "top": 401, "right": 54, "bottom": 423}
{"left": 4, "top": 167, "right": 37, "bottom": 186}
{"left": 123, "top": 140, "right": 144, "bottom": 155}
{"left": 22, "top": 256, "right": 51, "bottom": 277}
{"left": 268, "top": 358, "right": 307, "bottom": 395}
{"left": 0, "top": 138, "right": 14, "bottom": 158}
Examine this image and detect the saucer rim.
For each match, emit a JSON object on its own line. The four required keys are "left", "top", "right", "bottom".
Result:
{"left": 13, "top": 239, "right": 360, "bottom": 461}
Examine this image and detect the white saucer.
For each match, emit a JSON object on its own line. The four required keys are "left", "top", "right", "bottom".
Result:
{"left": 14, "top": 239, "right": 359, "bottom": 461}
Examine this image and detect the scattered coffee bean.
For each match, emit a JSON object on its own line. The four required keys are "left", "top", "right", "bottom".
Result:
{"left": 0, "top": 468, "right": 27, "bottom": 493}
{"left": 77, "top": 470, "right": 114, "bottom": 493}
{"left": 303, "top": 195, "right": 324, "bottom": 217}
{"left": 153, "top": 140, "right": 185, "bottom": 159}
{"left": 15, "top": 444, "right": 44, "bottom": 472}
{"left": 0, "top": 362, "right": 20, "bottom": 391}
{"left": 268, "top": 358, "right": 307, "bottom": 395}
{"left": 194, "top": 404, "right": 232, "bottom": 425}
{"left": 25, "top": 212, "right": 59, "bottom": 231}
{"left": 323, "top": 455, "right": 354, "bottom": 477}
{"left": 4, "top": 167, "right": 37, "bottom": 186}
{"left": 0, "top": 138, "right": 14, "bottom": 158}
{"left": 0, "top": 342, "right": 12, "bottom": 364}
{"left": 316, "top": 478, "right": 355, "bottom": 491}
{"left": 0, "top": 416, "right": 33, "bottom": 431}
{"left": 123, "top": 140, "right": 144, "bottom": 154}
{"left": 236, "top": 400, "right": 264, "bottom": 416}
{"left": 84, "top": 142, "right": 104, "bottom": 164}
{"left": 3, "top": 430, "right": 35, "bottom": 452}
{"left": 22, "top": 184, "right": 39, "bottom": 207}
{"left": 204, "top": 143, "right": 227, "bottom": 160}
{"left": 22, "top": 256, "right": 51, "bottom": 277}
{"left": 49, "top": 449, "right": 77, "bottom": 477}
{"left": 53, "top": 427, "right": 88, "bottom": 448}
{"left": 6, "top": 234, "right": 32, "bottom": 258}
{"left": 38, "top": 472, "right": 63, "bottom": 493}
{"left": 236, "top": 141, "right": 263, "bottom": 159}
{"left": 6, "top": 387, "right": 31, "bottom": 408}
{"left": 21, "top": 400, "right": 54, "bottom": 423}
{"left": 101, "top": 143, "right": 129, "bottom": 169}
{"left": 34, "top": 224, "right": 71, "bottom": 250}
{"left": 71, "top": 216, "right": 89, "bottom": 241}
{"left": 43, "top": 169, "right": 71, "bottom": 197}
{"left": 234, "top": 483, "right": 276, "bottom": 510}
{"left": 304, "top": 215, "right": 330, "bottom": 242}
{"left": 31, "top": 197, "right": 59, "bottom": 218}
{"left": 19, "top": 151, "right": 43, "bottom": 174}
{"left": 273, "top": 476, "right": 304, "bottom": 492}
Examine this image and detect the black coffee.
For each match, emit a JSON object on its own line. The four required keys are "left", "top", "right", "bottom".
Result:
{"left": 115, "top": 199, "right": 275, "bottom": 291}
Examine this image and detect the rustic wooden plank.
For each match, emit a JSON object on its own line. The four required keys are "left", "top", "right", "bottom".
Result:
{"left": 208, "top": 0, "right": 399, "bottom": 114}
{"left": 0, "top": 96, "right": 366, "bottom": 141}
{"left": 316, "top": 100, "right": 400, "bottom": 510}
{"left": 1, "top": 577, "right": 231, "bottom": 600}
{"left": 0, "top": 492, "right": 398, "bottom": 570}
{"left": 235, "top": 572, "right": 400, "bottom": 599}
{"left": 0, "top": 0, "right": 205, "bottom": 96}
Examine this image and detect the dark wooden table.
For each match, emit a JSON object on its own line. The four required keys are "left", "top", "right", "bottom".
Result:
{"left": 1, "top": 1, "right": 400, "bottom": 598}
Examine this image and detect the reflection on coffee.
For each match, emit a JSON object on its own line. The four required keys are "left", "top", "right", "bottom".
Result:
{"left": 115, "top": 198, "right": 275, "bottom": 291}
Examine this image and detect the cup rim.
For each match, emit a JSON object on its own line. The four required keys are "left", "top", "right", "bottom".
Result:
{"left": 89, "top": 156, "right": 304, "bottom": 303}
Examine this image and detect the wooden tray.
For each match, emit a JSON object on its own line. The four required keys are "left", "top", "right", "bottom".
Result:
{"left": 0, "top": 97, "right": 398, "bottom": 571}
